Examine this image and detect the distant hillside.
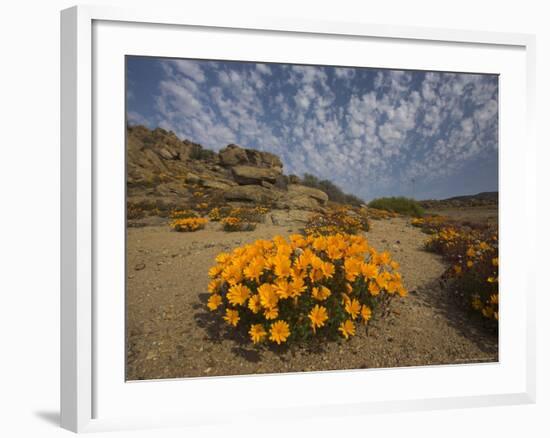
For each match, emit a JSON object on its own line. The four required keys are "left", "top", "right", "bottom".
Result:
{"left": 419, "top": 191, "right": 498, "bottom": 209}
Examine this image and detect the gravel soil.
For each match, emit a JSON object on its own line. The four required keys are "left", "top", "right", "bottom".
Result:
{"left": 126, "top": 217, "right": 498, "bottom": 380}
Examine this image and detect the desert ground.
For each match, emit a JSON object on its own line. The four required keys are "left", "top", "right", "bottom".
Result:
{"left": 425, "top": 205, "right": 498, "bottom": 225}
{"left": 126, "top": 212, "right": 498, "bottom": 380}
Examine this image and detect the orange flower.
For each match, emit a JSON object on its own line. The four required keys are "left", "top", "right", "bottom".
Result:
{"left": 312, "top": 286, "right": 331, "bottom": 301}
{"left": 207, "top": 294, "right": 222, "bottom": 311}
{"left": 345, "top": 298, "right": 361, "bottom": 319}
{"left": 226, "top": 284, "right": 251, "bottom": 306}
{"left": 361, "top": 305, "right": 372, "bottom": 323}
{"left": 223, "top": 308, "right": 240, "bottom": 326}
{"left": 309, "top": 305, "right": 329, "bottom": 332}
{"left": 269, "top": 320, "right": 290, "bottom": 344}
{"left": 338, "top": 320, "right": 356, "bottom": 339}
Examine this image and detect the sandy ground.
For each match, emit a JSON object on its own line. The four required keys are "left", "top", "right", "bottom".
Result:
{"left": 426, "top": 205, "right": 498, "bottom": 224}
{"left": 126, "top": 217, "right": 498, "bottom": 380}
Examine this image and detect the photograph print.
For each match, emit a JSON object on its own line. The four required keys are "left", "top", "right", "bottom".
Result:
{"left": 125, "top": 56, "right": 499, "bottom": 380}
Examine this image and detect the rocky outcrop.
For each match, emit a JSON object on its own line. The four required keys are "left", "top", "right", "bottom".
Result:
{"left": 231, "top": 165, "right": 281, "bottom": 185}
{"left": 219, "top": 144, "right": 283, "bottom": 171}
{"left": 268, "top": 209, "right": 312, "bottom": 226}
{"left": 127, "top": 125, "right": 330, "bottom": 215}
{"left": 287, "top": 184, "right": 329, "bottom": 204}
{"left": 224, "top": 185, "right": 281, "bottom": 204}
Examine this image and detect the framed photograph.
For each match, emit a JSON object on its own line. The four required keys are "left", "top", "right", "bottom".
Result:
{"left": 61, "top": 5, "right": 536, "bottom": 433}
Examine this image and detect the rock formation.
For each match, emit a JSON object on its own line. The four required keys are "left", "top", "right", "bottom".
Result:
{"left": 126, "top": 125, "right": 329, "bottom": 217}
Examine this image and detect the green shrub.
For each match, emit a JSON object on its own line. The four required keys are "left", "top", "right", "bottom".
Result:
{"left": 301, "top": 173, "right": 364, "bottom": 207}
{"left": 368, "top": 197, "right": 425, "bottom": 217}
{"left": 189, "top": 144, "right": 217, "bottom": 161}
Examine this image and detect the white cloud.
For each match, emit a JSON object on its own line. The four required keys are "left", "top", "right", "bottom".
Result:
{"left": 171, "top": 60, "right": 206, "bottom": 83}
{"left": 132, "top": 59, "right": 497, "bottom": 200}
{"left": 256, "top": 63, "right": 272, "bottom": 75}
{"left": 127, "top": 111, "right": 147, "bottom": 126}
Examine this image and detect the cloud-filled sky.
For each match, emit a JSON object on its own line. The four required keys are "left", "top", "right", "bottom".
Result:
{"left": 126, "top": 56, "right": 498, "bottom": 201}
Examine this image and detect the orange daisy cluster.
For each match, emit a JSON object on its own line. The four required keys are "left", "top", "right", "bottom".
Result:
{"left": 206, "top": 233, "right": 407, "bottom": 345}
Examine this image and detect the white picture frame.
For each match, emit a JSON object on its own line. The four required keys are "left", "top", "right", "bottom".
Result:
{"left": 60, "top": 4, "right": 536, "bottom": 433}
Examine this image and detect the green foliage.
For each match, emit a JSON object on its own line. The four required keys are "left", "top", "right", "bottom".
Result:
{"left": 368, "top": 197, "right": 425, "bottom": 217}
{"left": 301, "top": 173, "right": 364, "bottom": 206}
{"left": 189, "top": 144, "right": 217, "bottom": 161}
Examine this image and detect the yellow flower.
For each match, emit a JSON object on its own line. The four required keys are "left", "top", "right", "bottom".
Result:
{"left": 487, "top": 276, "right": 498, "bottom": 283}
{"left": 321, "top": 261, "right": 335, "bottom": 279}
{"left": 289, "top": 276, "right": 306, "bottom": 298}
{"left": 467, "top": 260, "right": 474, "bottom": 268}
{"left": 338, "top": 320, "right": 356, "bottom": 339}
{"left": 249, "top": 324, "right": 267, "bottom": 344}
{"left": 390, "top": 260, "right": 400, "bottom": 270}
{"left": 379, "top": 251, "right": 391, "bottom": 265}
{"left": 490, "top": 294, "right": 499, "bottom": 304}
{"left": 294, "top": 256, "right": 309, "bottom": 272}
{"left": 264, "top": 307, "right": 279, "bottom": 320}
{"left": 479, "top": 242, "right": 490, "bottom": 251}
{"left": 244, "top": 256, "right": 265, "bottom": 282}
{"left": 361, "top": 263, "right": 379, "bottom": 279}
{"left": 326, "top": 245, "right": 343, "bottom": 260}
{"left": 274, "top": 279, "right": 292, "bottom": 299}
{"left": 492, "top": 257, "right": 499, "bottom": 267}
{"left": 221, "top": 264, "right": 244, "bottom": 285}
{"left": 376, "top": 271, "right": 391, "bottom": 289}
{"left": 309, "top": 268, "right": 324, "bottom": 283}
{"left": 472, "top": 297, "right": 483, "bottom": 310}
{"left": 312, "top": 236, "right": 327, "bottom": 251}
{"left": 361, "top": 305, "right": 372, "bottom": 323}
{"left": 207, "top": 278, "right": 223, "bottom": 293}
{"left": 482, "top": 306, "right": 494, "bottom": 318}
{"left": 312, "top": 285, "right": 331, "bottom": 301}
{"left": 216, "top": 252, "right": 231, "bottom": 265}
{"left": 453, "top": 265, "right": 462, "bottom": 275}
{"left": 344, "top": 257, "right": 362, "bottom": 282}
{"left": 208, "top": 265, "right": 223, "bottom": 279}
{"left": 309, "top": 305, "right": 329, "bottom": 332}
{"left": 272, "top": 253, "right": 291, "bottom": 278}
{"left": 466, "top": 247, "right": 476, "bottom": 258}
{"left": 290, "top": 234, "right": 307, "bottom": 249}
{"left": 248, "top": 294, "right": 262, "bottom": 313}
{"left": 368, "top": 281, "right": 380, "bottom": 296}
{"left": 223, "top": 308, "right": 240, "bottom": 326}
{"left": 207, "top": 294, "right": 222, "bottom": 311}
{"left": 386, "top": 279, "right": 401, "bottom": 294}
{"left": 295, "top": 248, "right": 314, "bottom": 269}
{"left": 258, "top": 283, "right": 279, "bottom": 308}
{"left": 227, "top": 284, "right": 251, "bottom": 306}
{"left": 269, "top": 320, "right": 290, "bottom": 344}
{"left": 345, "top": 298, "right": 361, "bottom": 319}
{"left": 397, "top": 285, "right": 408, "bottom": 297}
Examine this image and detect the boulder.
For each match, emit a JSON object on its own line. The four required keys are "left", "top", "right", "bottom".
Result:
{"left": 269, "top": 209, "right": 312, "bottom": 227}
{"left": 224, "top": 185, "right": 280, "bottom": 204}
{"left": 185, "top": 172, "right": 201, "bottom": 184}
{"left": 246, "top": 149, "right": 283, "bottom": 171}
{"left": 274, "top": 175, "right": 289, "bottom": 190}
{"left": 201, "top": 179, "right": 234, "bottom": 191}
{"left": 231, "top": 165, "right": 281, "bottom": 185}
{"left": 277, "top": 195, "right": 320, "bottom": 210}
{"left": 287, "top": 184, "right": 329, "bottom": 204}
{"left": 219, "top": 143, "right": 283, "bottom": 171}
{"left": 157, "top": 146, "right": 179, "bottom": 160}
{"left": 219, "top": 144, "right": 249, "bottom": 167}
{"left": 142, "top": 149, "right": 168, "bottom": 172}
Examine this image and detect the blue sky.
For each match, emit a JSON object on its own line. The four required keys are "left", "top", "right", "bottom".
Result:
{"left": 126, "top": 56, "right": 498, "bottom": 201}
